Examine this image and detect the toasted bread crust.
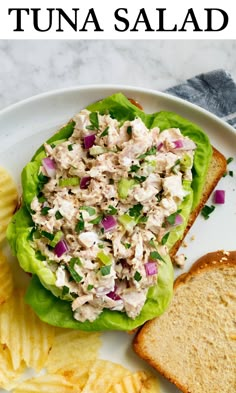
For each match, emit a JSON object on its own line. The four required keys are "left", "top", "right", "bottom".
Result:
{"left": 133, "top": 250, "right": 236, "bottom": 393}
{"left": 170, "top": 146, "right": 227, "bottom": 259}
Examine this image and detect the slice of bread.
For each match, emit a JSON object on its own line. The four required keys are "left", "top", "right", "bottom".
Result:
{"left": 170, "top": 147, "right": 227, "bottom": 259}
{"left": 133, "top": 250, "right": 236, "bottom": 393}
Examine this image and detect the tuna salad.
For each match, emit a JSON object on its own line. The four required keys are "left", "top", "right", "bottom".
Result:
{"left": 29, "top": 109, "right": 196, "bottom": 322}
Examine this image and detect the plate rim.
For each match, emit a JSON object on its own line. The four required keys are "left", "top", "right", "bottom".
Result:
{"left": 0, "top": 83, "right": 235, "bottom": 137}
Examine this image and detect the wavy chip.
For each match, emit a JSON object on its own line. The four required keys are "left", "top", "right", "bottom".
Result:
{"left": 0, "top": 344, "right": 25, "bottom": 391}
{"left": 81, "top": 359, "right": 130, "bottom": 393}
{"left": 13, "top": 373, "right": 78, "bottom": 393}
{"left": 0, "top": 166, "right": 18, "bottom": 243}
{"left": 108, "top": 370, "right": 159, "bottom": 393}
{"left": 55, "top": 360, "right": 94, "bottom": 390}
{"left": 0, "top": 251, "right": 14, "bottom": 304}
{"left": 46, "top": 329, "right": 101, "bottom": 372}
{"left": 0, "top": 288, "right": 55, "bottom": 370}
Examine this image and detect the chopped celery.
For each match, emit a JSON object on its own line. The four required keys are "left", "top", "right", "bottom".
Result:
{"left": 89, "top": 146, "right": 107, "bottom": 156}
{"left": 97, "top": 251, "right": 112, "bottom": 265}
{"left": 180, "top": 154, "right": 192, "bottom": 170}
{"left": 50, "top": 231, "right": 63, "bottom": 247}
{"left": 59, "top": 177, "right": 80, "bottom": 187}
{"left": 118, "top": 214, "right": 136, "bottom": 231}
{"left": 117, "top": 178, "right": 136, "bottom": 199}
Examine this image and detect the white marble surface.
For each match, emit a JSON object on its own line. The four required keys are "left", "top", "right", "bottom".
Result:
{"left": 0, "top": 40, "right": 236, "bottom": 110}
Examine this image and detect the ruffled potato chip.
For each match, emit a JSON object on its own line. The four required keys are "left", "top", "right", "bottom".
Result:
{"left": 0, "top": 166, "right": 18, "bottom": 243}
{"left": 0, "top": 343, "right": 25, "bottom": 391}
{"left": 45, "top": 329, "right": 101, "bottom": 372}
{"left": 54, "top": 360, "right": 94, "bottom": 390}
{"left": 0, "top": 251, "right": 14, "bottom": 304}
{"left": 108, "top": 370, "right": 159, "bottom": 393}
{"left": 0, "top": 288, "right": 55, "bottom": 370}
{"left": 13, "top": 373, "right": 78, "bottom": 393}
{"left": 81, "top": 359, "right": 130, "bottom": 393}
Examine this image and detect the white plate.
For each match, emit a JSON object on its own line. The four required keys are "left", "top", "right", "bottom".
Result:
{"left": 0, "top": 85, "right": 235, "bottom": 393}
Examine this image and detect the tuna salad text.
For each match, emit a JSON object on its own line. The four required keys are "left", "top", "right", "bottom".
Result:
{"left": 30, "top": 109, "right": 196, "bottom": 322}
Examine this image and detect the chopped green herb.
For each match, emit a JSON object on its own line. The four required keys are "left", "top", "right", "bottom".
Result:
{"left": 155, "top": 192, "right": 163, "bottom": 203}
{"left": 87, "top": 284, "right": 94, "bottom": 291}
{"left": 150, "top": 250, "right": 165, "bottom": 263}
{"left": 227, "top": 157, "right": 234, "bottom": 164}
{"left": 75, "top": 213, "right": 85, "bottom": 232}
{"left": 138, "top": 146, "right": 157, "bottom": 160}
{"left": 100, "top": 265, "right": 111, "bottom": 276}
{"left": 223, "top": 171, "right": 227, "bottom": 177}
{"left": 149, "top": 238, "right": 156, "bottom": 248}
{"left": 28, "top": 227, "right": 36, "bottom": 242}
{"left": 50, "top": 143, "right": 56, "bottom": 149}
{"left": 124, "top": 243, "right": 131, "bottom": 249}
{"left": 229, "top": 170, "right": 234, "bottom": 177}
{"left": 201, "top": 205, "right": 215, "bottom": 220}
{"left": 62, "top": 286, "right": 69, "bottom": 296}
{"left": 70, "top": 257, "right": 82, "bottom": 266}
{"left": 41, "top": 231, "right": 54, "bottom": 241}
{"left": 41, "top": 206, "right": 51, "bottom": 216}
{"left": 137, "top": 215, "right": 148, "bottom": 224}
{"left": 68, "top": 259, "right": 83, "bottom": 283}
{"left": 133, "top": 175, "right": 147, "bottom": 183}
{"left": 38, "top": 194, "right": 47, "bottom": 203}
{"left": 109, "top": 179, "right": 114, "bottom": 185}
{"left": 98, "top": 243, "right": 104, "bottom": 249}
{"left": 128, "top": 203, "right": 143, "bottom": 218}
{"left": 68, "top": 144, "right": 74, "bottom": 151}
{"left": 127, "top": 126, "right": 132, "bottom": 135}
{"left": 100, "top": 127, "right": 109, "bottom": 137}
{"left": 59, "top": 177, "right": 80, "bottom": 187}
{"left": 129, "top": 165, "right": 140, "bottom": 173}
{"left": 80, "top": 206, "right": 96, "bottom": 216}
{"left": 35, "top": 251, "right": 46, "bottom": 261}
{"left": 107, "top": 205, "right": 117, "bottom": 215}
{"left": 161, "top": 232, "right": 170, "bottom": 245}
{"left": 89, "top": 215, "right": 103, "bottom": 225}
{"left": 171, "top": 159, "right": 181, "bottom": 174}
{"left": 38, "top": 172, "right": 48, "bottom": 184}
{"left": 87, "top": 112, "right": 99, "bottom": 131}
{"left": 134, "top": 271, "right": 142, "bottom": 282}
{"left": 55, "top": 210, "right": 63, "bottom": 220}
{"left": 166, "top": 210, "right": 181, "bottom": 225}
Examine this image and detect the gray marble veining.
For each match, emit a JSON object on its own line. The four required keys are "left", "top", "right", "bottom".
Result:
{"left": 0, "top": 40, "right": 236, "bottom": 110}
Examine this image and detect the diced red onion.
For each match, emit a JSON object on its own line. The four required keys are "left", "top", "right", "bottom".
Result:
{"left": 174, "top": 214, "right": 183, "bottom": 226}
{"left": 173, "top": 139, "right": 196, "bottom": 150}
{"left": 42, "top": 157, "right": 56, "bottom": 177}
{"left": 157, "top": 142, "right": 163, "bottom": 151}
{"left": 101, "top": 215, "right": 117, "bottom": 232}
{"left": 213, "top": 190, "right": 225, "bottom": 204}
{"left": 54, "top": 239, "right": 68, "bottom": 257}
{"left": 173, "top": 139, "right": 184, "bottom": 149}
{"left": 84, "top": 134, "right": 96, "bottom": 149}
{"left": 145, "top": 262, "right": 158, "bottom": 276}
{"left": 107, "top": 289, "right": 121, "bottom": 301}
{"left": 80, "top": 176, "right": 91, "bottom": 189}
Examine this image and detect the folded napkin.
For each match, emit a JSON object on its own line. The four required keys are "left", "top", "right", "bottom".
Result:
{"left": 165, "top": 69, "right": 236, "bottom": 128}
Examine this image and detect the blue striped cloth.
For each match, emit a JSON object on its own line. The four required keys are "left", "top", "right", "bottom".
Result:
{"left": 165, "top": 69, "right": 236, "bottom": 128}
